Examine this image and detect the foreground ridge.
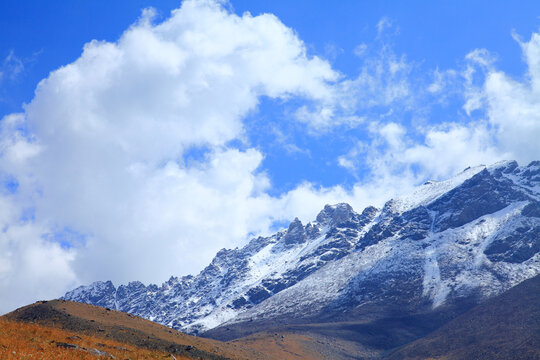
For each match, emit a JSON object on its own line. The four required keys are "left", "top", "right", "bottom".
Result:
{"left": 2, "top": 299, "right": 266, "bottom": 359}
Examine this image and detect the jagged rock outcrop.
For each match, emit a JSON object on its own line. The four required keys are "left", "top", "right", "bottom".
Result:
{"left": 283, "top": 218, "right": 306, "bottom": 245}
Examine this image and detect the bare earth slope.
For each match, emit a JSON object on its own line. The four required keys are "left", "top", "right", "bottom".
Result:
{"left": 4, "top": 284, "right": 538, "bottom": 360}
{"left": 227, "top": 306, "right": 474, "bottom": 360}
{"left": 2, "top": 299, "right": 267, "bottom": 360}
{"left": 0, "top": 317, "right": 183, "bottom": 359}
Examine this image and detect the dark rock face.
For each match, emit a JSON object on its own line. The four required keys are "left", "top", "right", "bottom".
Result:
{"left": 485, "top": 225, "right": 540, "bottom": 263}
{"left": 246, "top": 286, "right": 272, "bottom": 304}
{"left": 283, "top": 218, "right": 306, "bottom": 245}
{"left": 326, "top": 254, "right": 427, "bottom": 321}
{"left": 522, "top": 201, "right": 540, "bottom": 218}
{"left": 360, "top": 214, "right": 402, "bottom": 249}
{"left": 316, "top": 203, "right": 354, "bottom": 226}
{"left": 430, "top": 169, "right": 528, "bottom": 232}
{"left": 400, "top": 206, "right": 433, "bottom": 241}
{"left": 231, "top": 296, "right": 248, "bottom": 309}
{"left": 386, "top": 275, "right": 540, "bottom": 360}
{"left": 316, "top": 203, "right": 377, "bottom": 229}
{"left": 304, "top": 222, "right": 320, "bottom": 238}
{"left": 63, "top": 161, "right": 540, "bottom": 336}
{"left": 520, "top": 161, "right": 540, "bottom": 186}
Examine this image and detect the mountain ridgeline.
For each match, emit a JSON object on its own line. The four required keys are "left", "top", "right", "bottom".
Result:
{"left": 63, "top": 160, "right": 540, "bottom": 342}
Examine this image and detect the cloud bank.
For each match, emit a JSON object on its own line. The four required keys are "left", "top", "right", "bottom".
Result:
{"left": 0, "top": 0, "right": 339, "bottom": 312}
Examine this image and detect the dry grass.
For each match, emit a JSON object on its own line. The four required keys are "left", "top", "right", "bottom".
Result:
{"left": 0, "top": 317, "right": 189, "bottom": 359}
{"left": 232, "top": 331, "right": 322, "bottom": 360}
{"left": 2, "top": 300, "right": 270, "bottom": 359}
{"left": 232, "top": 328, "right": 381, "bottom": 360}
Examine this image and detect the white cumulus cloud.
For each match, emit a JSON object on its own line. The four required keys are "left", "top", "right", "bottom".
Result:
{"left": 0, "top": 0, "right": 339, "bottom": 313}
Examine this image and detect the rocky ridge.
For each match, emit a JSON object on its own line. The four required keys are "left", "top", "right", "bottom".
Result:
{"left": 64, "top": 160, "right": 540, "bottom": 336}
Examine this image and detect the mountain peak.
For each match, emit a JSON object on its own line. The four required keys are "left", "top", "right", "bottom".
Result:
{"left": 316, "top": 203, "right": 356, "bottom": 226}
{"left": 283, "top": 217, "right": 306, "bottom": 245}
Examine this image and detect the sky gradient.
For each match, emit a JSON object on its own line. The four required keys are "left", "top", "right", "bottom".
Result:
{"left": 0, "top": 0, "right": 539, "bottom": 313}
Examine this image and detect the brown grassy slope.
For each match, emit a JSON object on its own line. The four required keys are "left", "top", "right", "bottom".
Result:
{"left": 2, "top": 299, "right": 267, "bottom": 360}
{"left": 212, "top": 306, "right": 472, "bottom": 360}
{"left": 386, "top": 274, "right": 540, "bottom": 360}
{"left": 232, "top": 328, "right": 381, "bottom": 360}
{"left": 233, "top": 331, "right": 322, "bottom": 360}
{"left": 228, "top": 315, "right": 449, "bottom": 360}
{"left": 4, "top": 300, "right": 353, "bottom": 360}
{"left": 0, "top": 317, "right": 184, "bottom": 359}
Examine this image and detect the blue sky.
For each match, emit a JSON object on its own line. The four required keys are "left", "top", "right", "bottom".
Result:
{"left": 2, "top": 1, "right": 539, "bottom": 192}
{"left": 0, "top": 0, "right": 539, "bottom": 312}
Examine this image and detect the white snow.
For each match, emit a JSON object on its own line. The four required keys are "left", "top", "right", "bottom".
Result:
{"left": 420, "top": 201, "right": 536, "bottom": 307}
{"left": 229, "top": 237, "right": 400, "bottom": 323}
{"left": 389, "top": 165, "right": 486, "bottom": 213}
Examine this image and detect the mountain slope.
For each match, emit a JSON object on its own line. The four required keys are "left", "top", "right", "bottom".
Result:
{"left": 0, "top": 316, "right": 187, "bottom": 359}
{"left": 386, "top": 274, "right": 540, "bottom": 360}
{"left": 63, "top": 160, "right": 540, "bottom": 339}
{"left": 2, "top": 299, "right": 266, "bottom": 359}
{"left": 228, "top": 274, "right": 540, "bottom": 360}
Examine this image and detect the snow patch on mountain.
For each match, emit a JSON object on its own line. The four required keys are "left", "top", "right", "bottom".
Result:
{"left": 389, "top": 165, "right": 486, "bottom": 214}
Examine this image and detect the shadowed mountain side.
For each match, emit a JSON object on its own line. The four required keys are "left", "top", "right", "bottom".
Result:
{"left": 208, "top": 277, "right": 540, "bottom": 359}
{"left": 205, "top": 302, "right": 479, "bottom": 359}
{"left": 386, "top": 274, "right": 540, "bottom": 360}
{"left": 2, "top": 299, "right": 267, "bottom": 360}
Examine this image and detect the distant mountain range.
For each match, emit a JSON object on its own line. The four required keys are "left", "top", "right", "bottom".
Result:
{"left": 63, "top": 160, "right": 540, "bottom": 349}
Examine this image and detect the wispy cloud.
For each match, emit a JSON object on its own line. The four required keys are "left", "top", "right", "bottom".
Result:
{"left": 338, "top": 28, "right": 540, "bottom": 192}
{"left": 295, "top": 21, "right": 415, "bottom": 131}
{"left": 0, "top": 51, "right": 24, "bottom": 82}
{"left": 353, "top": 43, "right": 368, "bottom": 58}
{"left": 376, "top": 16, "right": 394, "bottom": 37}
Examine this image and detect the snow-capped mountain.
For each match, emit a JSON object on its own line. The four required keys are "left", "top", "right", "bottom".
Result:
{"left": 63, "top": 160, "right": 540, "bottom": 336}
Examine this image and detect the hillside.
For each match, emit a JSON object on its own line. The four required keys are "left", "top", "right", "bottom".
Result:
{"left": 0, "top": 317, "right": 182, "bottom": 359}
{"left": 231, "top": 275, "right": 540, "bottom": 359}
{"left": 2, "top": 299, "right": 337, "bottom": 359}
{"left": 2, "top": 299, "right": 266, "bottom": 360}
{"left": 386, "top": 274, "right": 540, "bottom": 360}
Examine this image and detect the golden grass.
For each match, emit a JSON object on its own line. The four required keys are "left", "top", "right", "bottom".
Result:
{"left": 233, "top": 331, "right": 320, "bottom": 360}
{"left": 3, "top": 300, "right": 266, "bottom": 360}
{"left": 0, "top": 317, "right": 189, "bottom": 360}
